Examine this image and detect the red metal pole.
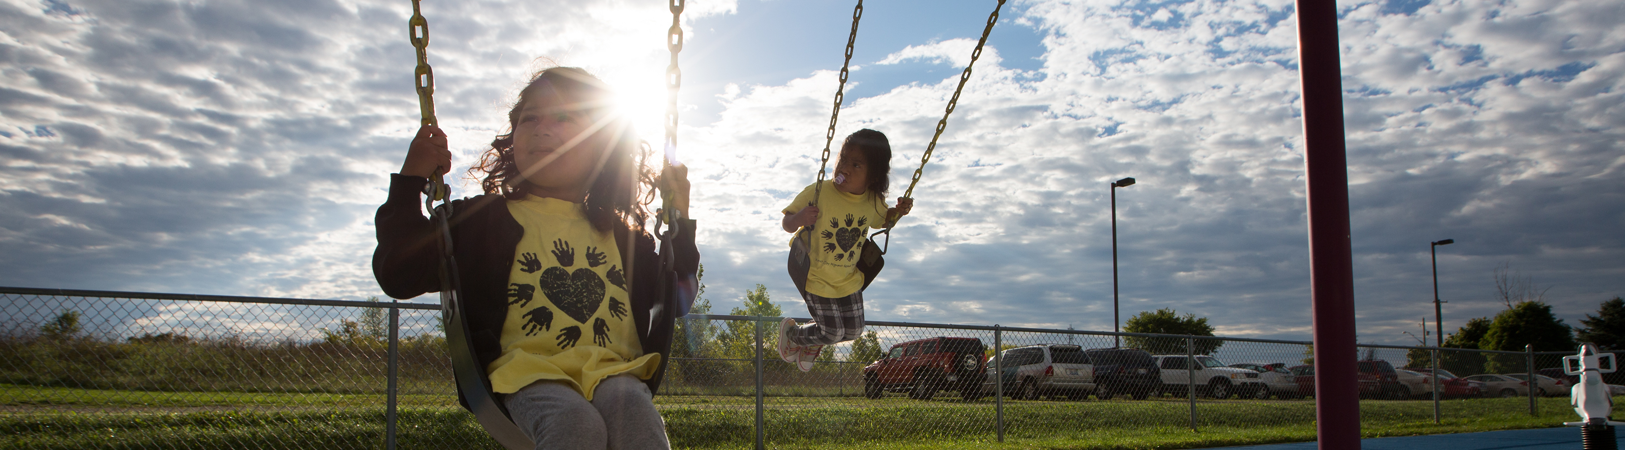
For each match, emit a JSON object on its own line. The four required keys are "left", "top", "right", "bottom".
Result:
{"left": 1294, "top": 0, "right": 1360, "bottom": 448}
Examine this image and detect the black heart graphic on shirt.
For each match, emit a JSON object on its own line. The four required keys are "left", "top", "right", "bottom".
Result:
{"left": 538, "top": 266, "right": 605, "bottom": 324}
{"left": 835, "top": 227, "right": 862, "bottom": 252}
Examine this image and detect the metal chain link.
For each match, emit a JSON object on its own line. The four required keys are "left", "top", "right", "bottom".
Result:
{"left": 900, "top": 0, "right": 1005, "bottom": 202}
{"left": 661, "top": 0, "right": 685, "bottom": 224}
{"left": 408, "top": 0, "right": 446, "bottom": 202}
{"left": 812, "top": 0, "right": 863, "bottom": 205}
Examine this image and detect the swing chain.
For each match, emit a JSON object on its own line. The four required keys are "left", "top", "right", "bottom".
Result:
{"left": 664, "top": 0, "right": 684, "bottom": 157}
{"left": 660, "top": 0, "right": 685, "bottom": 225}
{"left": 901, "top": 0, "right": 1004, "bottom": 201}
{"left": 408, "top": 0, "right": 446, "bottom": 202}
{"left": 813, "top": 0, "right": 863, "bottom": 202}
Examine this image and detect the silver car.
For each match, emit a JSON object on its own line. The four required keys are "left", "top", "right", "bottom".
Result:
{"left": 985, "top": 344, "right": 1096, "bottom": 400}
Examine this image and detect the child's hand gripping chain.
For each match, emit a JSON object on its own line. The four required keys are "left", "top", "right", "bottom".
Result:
{"left": 1564, "top": 343, "right": 1625, "bottom": 427}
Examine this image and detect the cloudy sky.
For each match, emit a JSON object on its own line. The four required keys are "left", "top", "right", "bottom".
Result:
{"left": 2, "top": 0, "right": 1621, "bottom": 346}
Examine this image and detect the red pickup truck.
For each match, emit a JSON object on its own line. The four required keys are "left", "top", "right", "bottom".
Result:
{"left": 863, "top": 337, "right": 987, "bottom": 401}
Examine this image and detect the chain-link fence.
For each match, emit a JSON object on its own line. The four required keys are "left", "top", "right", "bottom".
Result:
{"left": 1, "top": 287, "right": 1598, "bottom": 449}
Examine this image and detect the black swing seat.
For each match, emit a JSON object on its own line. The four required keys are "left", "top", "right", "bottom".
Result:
{"left": 788, "top": 228, "right": 885, "bottom": 298}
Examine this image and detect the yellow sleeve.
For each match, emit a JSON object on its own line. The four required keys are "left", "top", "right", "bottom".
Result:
{"left": 782, "top": 182, "right": 819, "bottom": 215}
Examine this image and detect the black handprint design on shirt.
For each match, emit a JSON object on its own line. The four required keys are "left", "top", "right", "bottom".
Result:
{"left": 556, "top": 326, "right": 581, "bottom": 348}
{"left": 585, "top": 246, "right": 607, "bottom": 267}
{"left": 518, "top": 253, "right": 543, "bottom": 273}
{"left": 550, "top": 239, "right": 575, "bottom": 267}
{"left": 608, "top": 297, "right": 626, "bottom": 321}
{"left": 507, "top": 283, "right": 535, "bottom": 307}
{"left": 606, "top": 266, "right": 625, "bottom": 289}
{"left": 593, "top": 318, "right": 611, "bottom": 346}
{"left": 522, "top": 307, "right": 552, "bottom": 335}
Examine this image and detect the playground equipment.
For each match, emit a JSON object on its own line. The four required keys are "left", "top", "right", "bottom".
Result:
{"left": 407, "top": 1, "right": 689, "bottom": 448}
{"left": 1564, "top": 343, "right": 1623, "bottom": 450}
{"left": 787, "top": 0, "right": 1007, "bottom": 295}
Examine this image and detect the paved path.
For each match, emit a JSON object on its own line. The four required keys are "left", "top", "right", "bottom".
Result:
{"left": 1219, "top": 427, "right": 1612, "bottom": 450}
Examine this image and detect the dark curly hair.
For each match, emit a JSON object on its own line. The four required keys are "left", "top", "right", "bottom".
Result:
{"left": 841, "top": 128, "right": 892, "bottom": 200}
{"left": 469, "top": 67, "right": 653, "bottom": 232}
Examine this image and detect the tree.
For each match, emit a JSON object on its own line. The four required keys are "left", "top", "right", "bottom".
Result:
{"left": 1302, "top": 344, "right": 1314, "bottom": 365}
{"left": 1440, "top": 317, "right": 1490, "bottom": 375}
{"left": 1576, "top": 297, "right": 1625, "bottom": 350}
{"left": 715, "top": 284, "right": 783, "bottom": 361}
{"left": 360, "top": 296, "right": 388, "bottom": 340}
{"left": 1481, "top": 301, "right": 1576, "bottom": 373}
{"left": 1122, "top": 308, "right": 1221, "bottom": 355}
{"left": 1493, "top": 262, "right": 1549, "bottom": 309}
{"left": 40, "top": 310, "right": 83, "bottom": 340}
{"left": 848, "top": 330, "right": 884, "bottom": 364}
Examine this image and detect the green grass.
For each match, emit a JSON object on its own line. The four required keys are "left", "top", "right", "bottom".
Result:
{"left": 1, "top": 385, "right": 1602, "bottom": 450}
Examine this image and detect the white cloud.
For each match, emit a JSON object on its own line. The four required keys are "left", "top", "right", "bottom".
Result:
{"left": 0, "top": 0, "right": 1620, "bottom": 348}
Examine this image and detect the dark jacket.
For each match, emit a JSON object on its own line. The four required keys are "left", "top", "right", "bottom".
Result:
{"left": 372, "top": 174, "right": 699, "bottom": 400}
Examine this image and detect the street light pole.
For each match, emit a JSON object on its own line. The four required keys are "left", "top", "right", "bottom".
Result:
{"left": 1111, "top": 177, "right": 1135, "bottom": 347}
{"left": 1430, "top": 239, "right": 1454, "bottom": 347}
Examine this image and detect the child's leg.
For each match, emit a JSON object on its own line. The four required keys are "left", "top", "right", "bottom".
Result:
{"left": 503, "top": 380, "right": 607, "bottom": 449}
{"left": 591, "top": 374, "right": 671, "bottom": 450}
{"left": 788, "top": 290, "right": 865, "bottom": 347}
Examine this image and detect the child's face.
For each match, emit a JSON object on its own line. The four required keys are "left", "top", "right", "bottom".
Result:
{"left": 833, "top": 146, "right": 868, "bottom": 195}
{"left": 511, "top": 89, "right": 611, "bottom": 199}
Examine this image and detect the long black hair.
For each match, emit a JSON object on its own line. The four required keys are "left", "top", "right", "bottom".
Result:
{"left": 842, "top": 128, "right": 892, "bottom": 200}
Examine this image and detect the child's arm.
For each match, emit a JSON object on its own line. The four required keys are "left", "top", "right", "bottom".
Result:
{"left": 782, "top": 204, "right": 820, "bottom": 233}
{"left": 881, "top": 197, "right": 914, "bottom": 228}
{"left": 372, "top": 125, "right": 452, "bottom": 300}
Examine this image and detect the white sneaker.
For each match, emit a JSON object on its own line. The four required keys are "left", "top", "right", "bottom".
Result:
{"left": 798, "top": 345, "right": 823, "bottom": 372}
{"left": 777, "top": 318, "right": 800, "bottom": 364}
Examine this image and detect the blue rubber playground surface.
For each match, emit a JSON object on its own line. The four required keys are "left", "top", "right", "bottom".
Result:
{"left": 1218, "top": 427, "right": 1607, "bottom": 449}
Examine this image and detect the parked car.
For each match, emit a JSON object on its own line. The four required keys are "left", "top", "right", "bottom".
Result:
{"left": 1404, "top": 368, "right": 1484, "bottom": 398}
{"left": 1355, "top": 360, "right": 1405, "bottom": 399}
{"left": 1288, "top": 365, "right": 1315, "bottom": 397}
{"left": 1537, "top": 367, "right": 1580, "bottom": 386}
{"left": 1230, "top": 363, "right": 1299, "bottom": 399}
{"left": 1394, "top": 369, "right": 1439, "bottom": 398}
{"left": 864, "top": 337, "right": 987, "bottom": 400}
{"left": 1465, "top": 374, "right": 1532, "bottom": 397}
{"left": 979, "top": 344, "right": 1097, "bottom": 400}
{"left": 1504, "top": 373, "right": 1568, "bottom": 397}
{"left": 1085, "top": 347, "right": 1161, "bottom": 400}
{"left": 1153, "top": 355, "right": 1261, "bottom": 399}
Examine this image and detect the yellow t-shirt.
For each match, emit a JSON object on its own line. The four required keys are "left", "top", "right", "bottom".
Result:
{"left": 782, "top": 180, "right": 890, "bottom": 298}
{"left": 487, "top": 196, "right": 658, "bottom": 401}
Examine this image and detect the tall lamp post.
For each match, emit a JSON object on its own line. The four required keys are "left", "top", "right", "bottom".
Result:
{"left": 1430, "top": 239, "right": 1454, "bottom": 346}
{"left": 1111, "top": 177, "right": 1136, "bottom": 347}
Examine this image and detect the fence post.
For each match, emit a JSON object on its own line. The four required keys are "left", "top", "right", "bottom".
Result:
{"left": 387, "top": 300, "right": 399, "bottom": 450}
{"left": 1527, "top": 344, "right": 1536, "bottom": 416}
{"left": 994, "top": 325, "right": 1003, "bottom": 443}
{"left": 1187, "top": 336, "right": 1197, "bottom": 432}
{"left": 755, "top": 316, "right": 764, "bottom": 450}
{"left": 1431, "top": 348, "right": 1440, "bottom": 424}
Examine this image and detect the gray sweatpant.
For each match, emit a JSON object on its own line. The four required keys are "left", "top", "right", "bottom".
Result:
{"left": 502, "top": 374, "right": 671, "bottom": 450}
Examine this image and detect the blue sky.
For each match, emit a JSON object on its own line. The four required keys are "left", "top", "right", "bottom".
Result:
{"left": 0, "top": 0, "right": 1621, "bottom": 346}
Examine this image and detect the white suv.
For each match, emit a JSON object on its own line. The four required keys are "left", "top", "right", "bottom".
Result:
{"left": 986, "top": 344, "right": 1097, "bottom": 400}
{"left": 1153, "top": 355, "right": 1262, "bottom": 399}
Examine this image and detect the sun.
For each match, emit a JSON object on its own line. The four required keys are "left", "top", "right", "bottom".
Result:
{"left": 604, "top": 70, "right": 690, "bottom": 167}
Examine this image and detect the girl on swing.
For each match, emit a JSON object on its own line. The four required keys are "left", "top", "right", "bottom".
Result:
{"left": 778, "top": 129, "right": 913, "bottom": 371}
{"left": 374, "top": 67, "right": 697, "bottom": 449}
